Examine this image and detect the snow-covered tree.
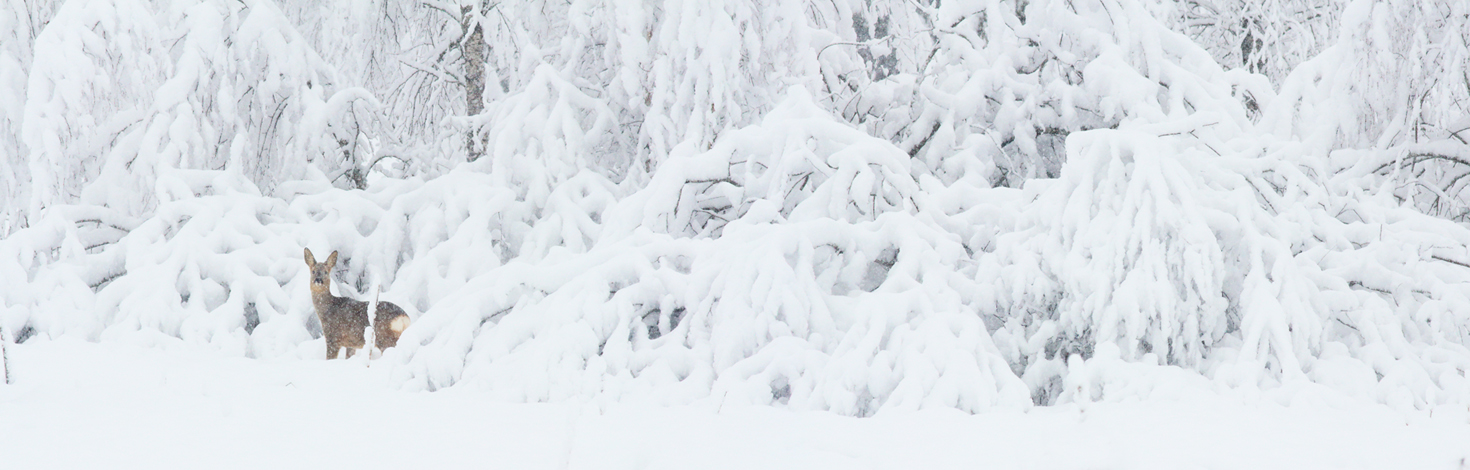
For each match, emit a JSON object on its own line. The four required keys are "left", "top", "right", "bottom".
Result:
{"left": 0, "top": 0, "right": 63, "bottom": 234}
{"left": 22, "top": 0, "right": 171, "bottom": 218}
{"left": 1164, "top": 0, "right": 1342, "bottom": 85}
{"left": 2, "top": 0, "right": 1468, "bottom": 416}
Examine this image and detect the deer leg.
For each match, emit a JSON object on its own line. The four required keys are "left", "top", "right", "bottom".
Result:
{"left": 326, "top": 336, "right": 341, "bottom": 360}
{"left": 344, "top": 347, "right": 355, "bottom": 359}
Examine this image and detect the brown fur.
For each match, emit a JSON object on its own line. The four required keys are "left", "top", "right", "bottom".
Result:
{"left": 305, "top": 248, "right": 410, "bottom": 360}
{"left": 373, "top": 302, "right": 410, "bottom": 351}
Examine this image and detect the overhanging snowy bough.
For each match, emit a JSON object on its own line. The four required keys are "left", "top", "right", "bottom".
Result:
{"left": 979, "top": 118, "right": 1470, "bottom": 409}
{"left": 392, "top": 90, "right": 1032, "bottom": 414}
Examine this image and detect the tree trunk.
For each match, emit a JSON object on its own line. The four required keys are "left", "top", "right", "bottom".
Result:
{"left": 463, "top": 5, "right": 486, "bottom": 160}
{"left": 465, "top": 20, "right": 485, "bottom": 116}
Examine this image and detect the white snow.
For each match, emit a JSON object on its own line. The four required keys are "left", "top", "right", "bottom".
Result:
{"left": 2, "top": 338, "right": 1466, "bottom": 470}
{"left": 3, "top": 0, "right": 1470, "bottom": 467}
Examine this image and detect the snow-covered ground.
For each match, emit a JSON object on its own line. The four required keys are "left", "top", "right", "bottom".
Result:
{"left": 2, "top": 338, "right": 1465, "bottom": 470}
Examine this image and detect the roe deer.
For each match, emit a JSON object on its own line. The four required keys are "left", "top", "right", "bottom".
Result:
{"left": 304, "top": 248, "right": 411, "bottom": 359}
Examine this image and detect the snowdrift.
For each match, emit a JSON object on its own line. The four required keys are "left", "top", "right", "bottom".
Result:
{"left": 2, "top": 0, "right": 1469, "bottom": 416}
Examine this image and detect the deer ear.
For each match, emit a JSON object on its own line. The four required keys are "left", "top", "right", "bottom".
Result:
{"left": 326, "top": 250, "right": 339, "bottom": 269}
{"left": 304, "top": 248, "right": 316, "bottom": 267}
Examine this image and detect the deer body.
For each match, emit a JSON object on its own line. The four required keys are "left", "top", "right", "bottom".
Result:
{"left": 305, "top": 248, "right": 411, "bottom": 360}
{"left": 374, "top": 302, "right": 410, "bottom": 352}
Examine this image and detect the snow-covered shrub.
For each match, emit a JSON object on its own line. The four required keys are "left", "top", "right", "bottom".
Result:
{"left": 1265, "top": 0, "right": 1469, "bottom": 152}
{"left": 1263, "top": 0, "right": 1470, "bottom": 220}
{"left": 981, "top": 125, "right": 1338, "bottom": 403}
{"left": 0, "top": 166, "right": 501, "bottom": 358}
{"left": 15, "top": 0, "right": 377, "bottom": 225}
{"left": 391, "top": 89, "right": 1033, "bottom": 414}
{"left": 143, "top": 0, "right": 368, "bottom": 194}
{"left": 1161, "top": 0, "right": 1341, "bottom": 85}
{"left": 276, "top": 0, "right": 470, "bottom": 178}
{"left": 989, "top": 130, "right": 1230, "bottom": 389}
{"left": 279, "top": 0, "right": 827, "bottom": 182}
{"left": 468, "top": 65, "right": 627, "bottom": 205}
{"left": 817, "top": 0, "right": 1222, "bottom": 191}
{"left": 21, "top": 0, "right": 171, "bottom": 220}
{"left": 0, "top": 0, "right": 60, "bottom": 235}
{"left": 0, "top": 205, "right": 112, "bottom": 343}
{"left": 945, "top": 0, "right": 1469, "bottom": 408}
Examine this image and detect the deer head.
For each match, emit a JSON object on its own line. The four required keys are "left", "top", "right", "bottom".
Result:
{"left": 303, "top": 248, "right": 339, "bottom": 298}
